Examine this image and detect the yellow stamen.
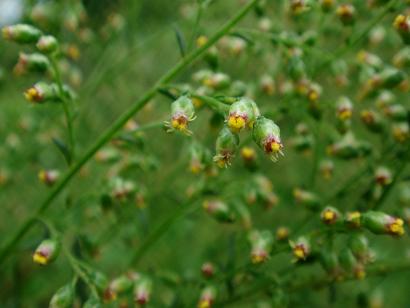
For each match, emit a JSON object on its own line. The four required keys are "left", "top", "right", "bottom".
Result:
{"left": 394, "top": 15, "right": 407, "bottom": 30}
{"left": 389, "top": 219, "right": 405, "bottom": 236}
{"left": 24, "top": 87, "right": 40, "bottom": 102}
{"left": 338, "top": 109, "right": 352, "bottom": 120}
{"left": 228, "top": 116, "right": 246, "bottom": 132}
{"left": 33, "top": 252, "right": 48, "bottom": 265}
{"left": 308, "top": 91, "right": 318, "bottom": 102}
{"left": 38, "top": 170, "right": 47, "bottom": 183}
{"left": 271, "top": 141, "right": 281, "bottom": 153}
{"left": 294, "top": 247, "right": 306, "bottom": 260}
{"left": 323, "top": 210, "right": 336, "bottom": 222}
{"left": 171, "top": 118, "right": 187, "bottom": 131}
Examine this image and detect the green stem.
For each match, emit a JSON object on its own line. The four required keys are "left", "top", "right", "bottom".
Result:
{"left": 0, "top": 0, "right": 259, "bottom": 267}
{"left": 192, "top": 94, "right": 230, "bottom": 115}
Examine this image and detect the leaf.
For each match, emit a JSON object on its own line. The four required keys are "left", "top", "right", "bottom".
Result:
{"left": 173, "top": 25, "right": 186, "bottom": 58}
{"left": 52, "top": 137, "right": 72, "bottom": 165}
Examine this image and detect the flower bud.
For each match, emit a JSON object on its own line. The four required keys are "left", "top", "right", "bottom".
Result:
{"left": 227, "top": 98, "right": 260, "bottom": 133}
{"left": 392, "top": 122, "right": 409, "bottom": 143}
{"left": 290, "top": 237, "right": 310, "bottom": 262}
{"left": 203, "top": 72, "right": 231, "bottom": 90}
{"left": 339, "top": 249, "right": 366, "bottom": 279}
{"left": 252, "top": 116, "right": 284, "bottom": 162}
{"left": 393, "top": 47, "right": 410, "bottom": 68}
{"left": 36, "top": 35, "right": 59, "bottom": 54}
{"left": 320, "top": 251, "right": 341, "bottom": 277}
{"left": 320, "top": 206, "right": 340, "bottom": 225}
{"left": 394, "top": 14, "right": 410, "bottom": 44}
{"left": 293, "top": 188, "right": 321, "bottom": 211}
{"left": 348, "top": 234, "right": 370, "bottom": 263}
{"left": 336, "top": 96, "right": 353, "bottom": 121}
{"left": 260, "top": 74, "right": 275, "bottom": 96}
{"left": 14, "top": 53, "right": 50, "bottom": 75}
{"left": 134, "top": 277, "right": 152, "bottom": 305}
{"left": 276, "top": 226, "right": 290, "bottom": 241}
{"left": 213, "top": 126, "right": 239, "bottom": 168}
{"left": 379, "top": 68, "right": 406, "bottom": 89}
{"left": 241, "top": 146, "right": 257, "bottom": 167}
{"left": 398, "top": 183, "right": 410, "bottom": 207}
{"left": 319, "top": 159, "right": 334, "bottom": 180}
{"left": 374, "top": 166, "right": 392, "bottom": 186}
{"left": 360, "top": 109, "right": 384, "bottom": 133}
{"left": 33, "top": 238, "right": 60, "bottom": 265}
{"left": 104, "top": 275, "right": 133, "bottom": 301}
{"left": 49, "top": 284, "right": 74, "bottom": 308}
{"left": 24, "top": 82, "right": 59, "bottom": 104}
{"left": 201, "top": 262, "right": 215, "bottom": 278}
{"left": 2, "top": 24, "right": 42, "bottom": 44}
{"left": 198, "top": 286, "right": 216, "bottom": 308}
{"left": 383, "top": 104, "right": 408, "bottom": 121}
{"left": 336, "top": 4, "right": 356, "bottom": 26}
{"left": 248, "top": 230, "right": 273, "bottom": 264}
{"left": 290, "top": 0, "right": 312, "bottom": 15}
{"left": 320, "top": 0, "right": 335, "bottom": 12}
{"left": 89, "top": 271, "right": 109, "bottom": 295}
{"left": 361, "top": 211, "right": 405, "bottom": 236}
{"left": 164, "top": 96, "right": 196, "bottom": 135}
{"left": 38, "top": 169, "right": 60, "bottom": 186}
{"left": 327, "top": 133, "right": 371, "bottom": 160}
{"left": 344, "top": 211, "right": 361, "bottom": 229}
{"left": 203, "top": 199, "right": 235, "bottom": 223}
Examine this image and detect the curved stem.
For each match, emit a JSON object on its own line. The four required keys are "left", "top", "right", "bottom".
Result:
{"left": 0, "top": 0, "right": 259, "bottom": 267}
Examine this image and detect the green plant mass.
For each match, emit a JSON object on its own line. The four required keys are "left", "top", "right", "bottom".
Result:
{"left": 1, "top": 0, "right": 410, "bottom": 307}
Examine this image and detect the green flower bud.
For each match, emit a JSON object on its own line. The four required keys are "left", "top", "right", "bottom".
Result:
{"left": 203, "top": 72, "right": 231, "bottom": 90}
{"left": 290, "top": 237, "right": 310, "bottom": 262}
{"left": 36, "top": 35, "right": 59, "bottom": 54}
{"left": 394, "top": 15, "right": 410, "bottom": 44}
{"left": 201, "top": 262, "right": 216, "bottom": 278}
{"left": 393, "top": 47, "right": 410, "bottom": 68}
{"left": 293, "top": 188, "right": 321, "bottom": 211}
{"left": 320, "top": 0, "right": 335, "bottom": 12}
{"left": 320, "top": 159, "right": 334, "bottom": 180}
{"left": 344, "top": 211, "right": 362, "bottom": 229}
{"left": 320, "top": 251, "right": 340, "bottom": 277}
{"left": 374, "top": 166, "right": 392, "bottom": 186}
{"left": 288, "top": 54, "right": 306, "bottom": 81}
{"left": 104, "top": 275, "right": 134, "bottom": 301}
{"left": 379, "top": 68, "right": 406, "bottom": 89}
{"left": 336, "top": 96, "right": 353, "bottom": 121}
{"left": 336, "top": 4, "right": 356, "bottom": 25}
{"left": 14, "top": 52, "right": 50, "bottom": 75}
{"left": 164, "top": 95, "right": 196, "bottom": 135}
{"left": 213, "top": 126, "right": 239, "bottom": 168}
{"left": 360, "top": 109, "right": 384, "bottom": 133}
{"left": 398, "top": 183, "right": 410, "bottom": 207}
{"left": 248, "top": 230, "right": 274, "bottom": 264}
{"left": 202, "top": 199, "right": 235, "bottom": 223}
{"left": 290, "top": 135, "right": 314, "bottom": 152}
{"left": 339, "top": 248, "right": 366, "bottom": 280}
{"left": 227, "top": 98, "right": 260, "bottom": 133}
{"left": 327, "top": 133, "right": 371, "bottom": 159}
{"left": 392, "top": 122, "right": 410, "bottom": 143}
{"left": 383, "top": 104, "right": 408, "bottom": 121}
{"left": 24, "top": 82, "right": 59, "bottom": 104}
{"left": 320, "top": 206, "right": 341, "bottom": 225}
{"left": 89, "top": 271, "right": 109, "bottom": 295}
{"left": 361, "top": 211, "right": 405, "bottom": 236}
{"left": 2, "top": 24, "right": 42, "bottom": 44}
{"left": 134, "top": 276, "right": 152, "bottom": 305}
{"left": 348, "top": 234, "right": 370, "bottom": 262}
{"left": 49, "top": 284, "right": 74, "bottom": 308}
{"left": 198, "top": 285, "right": 217, "bottom": 308}
{"left": 33, "top": 238, "right": 60, "bottom": 265}
{"left": 252, "top": 116, "right": 284, "bottom": 162}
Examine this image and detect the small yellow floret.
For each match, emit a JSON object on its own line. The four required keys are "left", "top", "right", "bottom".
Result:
{"left": 394, "top": 15, "right": 407, "bottom": 30}
{"left": 24, "top": 87, "right": 39, "bottom": 102}
{"left": 196, "top": 35, "right": 208, "bottom": 47}
{"left": 228, "top": 116, "right": 246, "bottom": 132}
{"left": 293, "top": 247, "right": 306, "bottom": 259}
{"left": 338, "top": 109, "right": 352, "bottom": 120}
{"left": 33, "top": 252, "right": 48, "bottom": 265}
{"left": 271, "top": 141, "right": 281, "bottom": 153}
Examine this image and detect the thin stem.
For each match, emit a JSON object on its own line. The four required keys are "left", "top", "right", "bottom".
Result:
{"left": 0, "top": 0, "right": 259, "bottom": 266}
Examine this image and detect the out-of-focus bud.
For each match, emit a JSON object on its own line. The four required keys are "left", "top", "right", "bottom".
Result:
{"left": 14, "top": 53, "right": 50, "bottom": 75}
{"left": 203, "top": 199, "right": 235, "bottom": 223}
{"left": 134, "top": 277, "right": 152, "bottom": 305}
{"left": 109, "top": 177, "right": 135, "bottom": 202}
{"left": 36, "top": 35, "right": 59, "bottom": 54}
{"left": 320, "top": 251, "right": 341, "bottom": 278}
{"left": 248, "top": 230, "right": 274, "bottom": 264}
{"left": 203, "top": 72, "right": 231, "bottom": 90}
{"left": 379, "top": 68, "right": 406, "bottom": 89}
{"left": 357, "top": 50, "right": 383, "bottom": 69}
{"left": 369, "top": 25, "right": 386, "bottom": 46}
{"left": 38, "top": 169, "right": 60, "bottom": 186}
{"left": 336, "top": 96, "right": 353, "bottom": 121}
{"left": 260, "top": 74, "right": 275, "bottom": 96}
{"left": 258, "top": 17, "right": 272, "bottom": 32}
{"left": 392, "top": 122, "right": 409, "bottom": 143}
{"left": 201, "top": 262, "right": 215, "bottom": 278}
{"left": 383, "top": 104, "right": 408, "bottom": 121}
{"left": 252, "top": 116, "right": 284, "bottom": 162}
{"left": 348, "top": 234, "right": 372, "bottom": 263}
{"left": 398, "top": 183, "right": 410, "bottom": 207}
{"left": 89, "top": 271, "right": 109, "bottom": 295}
{"left": 320, "top": 206, "right": 340, "bottom": 225}
{"left": 2, "top": 24, "right": 42, "bottom": 44}
{"left": 24, "top": 82, "right": 59, "bottom": 104}
{"left": 241, "top": 146, "right": 257, "bottom": 168}
{"left": 393, "top": 14, "right": 410, "bottom": 44}
{"left": 327, "top": 133, "right": 372, "bottom": 160}
{"left": 360, "top": 109, "right": 384, "bottom": 133}
{"left": 276, "top": 226, "right": 290, "bottom": 241}
{"left": 213, "top": 126, "right": 239, "bottom": 168}
{"left": 287, "top": 49, "right": 306, "bottom": 81}
{"left": 33, "top": 238, "right": 60, "bottom": 265}
{"left": 189, "top": 143, "right": 210, "bottom": 174}
{"left": 374, "top": 166, "right": 392, "bottom": 186}
{"left": 320, "top": 0, "right": 335, "bottom": 12}
{"left": 290, "top": 0, "right": 312, "bottom": 15}
{"left": 361, "top": 211, "right": 405, "bottom": 236}
{"left": 344, "top": 211, "right": 361, "bottom": 229}
{"left": 164, "top": 96, "right": 196, "bottom": 135}
{"left": 319, "top": 159, "right": 334, "bottom": 180}
{"left": 293, "top": 188, "right": 321, "bottom": 211}
{"left": 393, "top": 47, "right": 410, "bottom": 68}
{"left": 49, "top": 284, "right": 74, "bottom": 308}
{"left": 336, "top": 4, "right": 356, "bottom": 25}
{"left": 83, "top": 297, "right": 102, "bottom": 308}
{"left": 290, "top": 237, "right": 310, "bottom": 262}
{"left": 198, "top": 285, "right": 217, "bottom": 308}
{"left": 339, "top": 248, "right": 366, "bottom": 280}
{"left": 104, "top": 275, "right": 134, "bottom": 301}
{"left": 227, "top": 98, "right": 260, "bottom": 133}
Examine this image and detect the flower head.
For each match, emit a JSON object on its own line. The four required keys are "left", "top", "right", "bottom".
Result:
{"left": 164, "top": 96, "right": 196, "bottom": 135}
{"left": 33, "top": 238, "right": 60, "bottom": 265}
{"left": 252, "top": 116, "right": 283, "bottom": 162}
{"left": 227, "top": 98, "right": 260, "bottom": 133}
{"left": 213, "top": 126, "right": 239, "bottom": 168}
